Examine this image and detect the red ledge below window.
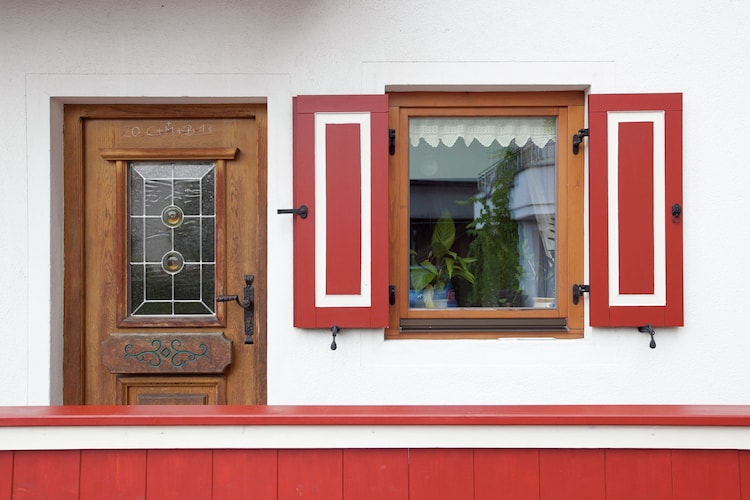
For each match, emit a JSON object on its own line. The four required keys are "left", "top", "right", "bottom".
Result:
{"left": 1, "top": 405, "right": 750, "bottom": 427}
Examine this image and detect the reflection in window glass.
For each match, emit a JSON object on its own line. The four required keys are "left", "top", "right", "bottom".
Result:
{"left": 128, "top": 161, "right": 216, "bottom": 316}
{"left": 408, "top": 117, "right": 557, "bottom": 309}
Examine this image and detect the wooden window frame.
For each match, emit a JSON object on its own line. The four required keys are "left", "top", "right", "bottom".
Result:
{"left": 386, "top": 92, "right": 585, "bottom": 339}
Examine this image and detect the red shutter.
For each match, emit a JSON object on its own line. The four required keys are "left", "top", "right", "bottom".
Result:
{"left": 588, "top": 93, "right": 683, "bottom": 327}
{"left": 292, "top": 95, "right": 389, "bottom": 328}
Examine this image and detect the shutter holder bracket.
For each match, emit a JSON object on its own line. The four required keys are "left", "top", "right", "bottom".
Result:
{"left": 330, "top": 325, "right": 339, "bottom": 350}
{"left": 572, "top": 128, "right": 589, "bottom": 155}
{"left": 638, "top": 323, "right": 657, "bottom": 349}
{"left": 572, "top": 284, "right": 590, "bottom": 305}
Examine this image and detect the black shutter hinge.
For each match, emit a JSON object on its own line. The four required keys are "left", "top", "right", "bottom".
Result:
{"left": 572, "top": 284, "right": 590, "bottom": 305}
{"left": 389, "top": 129, "right": 396, "bottom": 155}
{"left": 572, "top": 128, "right": 589, "bottom": 155}
{"left": 389, "top": 284, "right": 396, "bottom": 305}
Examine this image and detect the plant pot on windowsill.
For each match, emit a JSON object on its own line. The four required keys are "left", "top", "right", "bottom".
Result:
{"left": 410, "top": 211, "right": 476, "bottom": 309}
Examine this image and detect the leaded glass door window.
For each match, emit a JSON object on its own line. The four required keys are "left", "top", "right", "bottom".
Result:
{"left": 129, "top": 161, "right": 216, "bottom": 316}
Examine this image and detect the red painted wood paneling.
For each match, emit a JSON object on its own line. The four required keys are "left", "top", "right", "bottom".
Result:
{"left": 4, "top": 445, "right": 750, "bottom": 499}
{"left": 409, "top": 449, "right": 474, "bottom": 500}
{"left": 539, "top": 449, "right": 605, "bottom": 500}
{"left": 278, "top": 449, "right": 342, "bottom": 500}
{"left": 146, "top": 449, "right": 212, "bottom": 500}
{"left": 604, "top": 449, "right": 672, "bottom": 500}
{"left": 474, "top": 449, "right": 539, "bottom": 500}
{"left": 0, "top": 451, "right": 11, "bottom": 500}
{"left": 12, "top": 450, "right": 80, "bottom": 500}
{"left": 739, "top": 450, "right": 750, "bottom": 499}
{"left": 213, "top": 449, "right": 277, "bottom": 500}
{"left": 672, "top": 449, "right": 742, "bottom": 500}
{"left": 618, "top": 121, "right": 655, "bottom": 295}
{"left": 343, "top": 448, "right": 408, "bottom": 500}
{"left": 326, "top": 123, "right": 362, "bottom": 295}
{"left": 79, "top": 449, "right": 146, "bottom": 500}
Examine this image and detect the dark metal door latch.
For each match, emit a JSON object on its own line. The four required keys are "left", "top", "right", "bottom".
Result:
{"left": 217, "top": 274, "right": 255, "bottom": 344}
{"left": 671, "top": 203, "right": 682, "bottom": 223}
{"left": 277, "top": 205, "right": 308, "bottom": 219}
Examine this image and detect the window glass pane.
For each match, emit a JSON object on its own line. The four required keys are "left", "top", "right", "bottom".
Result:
{"left": 408, "top": 117, "right": 557, "bottom": 309}
{"left": 128, "top": 161, "right": 216, "bottom": 317}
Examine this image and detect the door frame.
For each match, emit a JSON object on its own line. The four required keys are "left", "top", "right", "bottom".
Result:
{"left": 63, "top": 103, "right": 268, "bottom": 405}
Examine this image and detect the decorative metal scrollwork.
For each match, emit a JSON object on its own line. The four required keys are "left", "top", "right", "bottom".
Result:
{"left": 124, "top": 338, "right": 209, "bottom": 368}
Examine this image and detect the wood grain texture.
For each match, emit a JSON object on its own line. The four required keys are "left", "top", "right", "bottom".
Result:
{"left": 79, "top": 449, "right": 147, "bottom": 500}
{"left": 474, "top": 449, "right": 540, "bottom": 500}
{"left": 212, "top": 449, "right": 278, "bottom": 500}
{"left": 672, "top": 449, "right": 741, "bottom": 500}
{"left": 604, "top": 449, "right": 672, "bottom": 500}
{"left": 146, "top": 449, "right": 213, "bottom": 499}
{"left": 12, "top": 450, "right": 80, "bottom": 499}
{"left": 0, "top": 451, "right": 11, "bottom": 499}
{"left": 539, "top": 449, "right": 605, "bottom": 500}
{"left": 343, "top": 449, "right": 408, "bottom": 500}
{"left": 278, "top": 449, "right": 343, "bottom": 500}
{"left": 409, "top": 449, "right": 474, "bottom": 500}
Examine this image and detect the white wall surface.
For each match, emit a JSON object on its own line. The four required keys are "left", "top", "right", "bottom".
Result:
{"left": 1, "top": 0, "right": 749, "bottom": 405}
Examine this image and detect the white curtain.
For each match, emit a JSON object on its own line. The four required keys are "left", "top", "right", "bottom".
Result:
{"left": 409, "top": 117, "right": 556, "bottom": 148}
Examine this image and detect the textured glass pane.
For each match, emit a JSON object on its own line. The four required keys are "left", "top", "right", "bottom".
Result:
{"left": 174, "top": 302, "right": 212, "bottom": 315}
{"left": 145, "top": 219, "right": 172, "bottom": 262}
{"left": 130, "top": 171, "right": 144, "bottom": 216}
{"left": 145, "top": 265, "right": 172, "bottom": 300}
{"left": 174, "top": 218, "right": 201, "bottom": 262}
{"left": 130, "top": 217, "right": 144, "bottom": 261}
{"left": 202, "top": 169, "right": 215, "bottom": 216}
{"left": 130, "top": 263, "right": 145, "bottom": 312}
{"left": 174, "top": 179, "right": 201, "bottom": 215}
{"left": 134, "top": 302, "right": 172, "bottom": 315}
{"left": 144, "top": 178, "right": 172, "bottom": 216}
{"left": 202, "top": 264, "right": 215, "bottom": 309}
{"left": 202, "top": 218, "right": 215, "bottom": 262}
{"left": 408, "top": 117, "right": 557, "bottom": 309}
{"left": 173, "top": 264, "right": 201, "bottom": 300}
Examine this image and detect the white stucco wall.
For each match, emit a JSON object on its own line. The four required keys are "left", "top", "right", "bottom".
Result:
{"left": 1, "top": 0, "right": 749, "bottom": 405}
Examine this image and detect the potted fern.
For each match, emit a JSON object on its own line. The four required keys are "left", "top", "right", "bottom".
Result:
{"left": 410, "top": 210, "right": 476, "bottom": 308}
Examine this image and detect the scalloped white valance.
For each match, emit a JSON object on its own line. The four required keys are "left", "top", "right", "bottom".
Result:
{"left": 409, "top": 117, "right": 556, "bottom": 148}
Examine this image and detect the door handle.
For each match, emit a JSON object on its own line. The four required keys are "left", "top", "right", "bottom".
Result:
{"left": 276, "top": 204, "right": 308, "bottom": 219}
{"left": 217, "top": 274, "right": 255, "bottom": 344}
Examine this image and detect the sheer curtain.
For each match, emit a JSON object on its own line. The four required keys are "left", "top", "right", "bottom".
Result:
{"left": 409, "top": 117, "right": 555, "bottom": 148}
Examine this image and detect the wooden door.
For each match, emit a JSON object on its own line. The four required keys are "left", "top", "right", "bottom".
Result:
{"left": 63, "top": 104, "right": 267, "bottom": 405}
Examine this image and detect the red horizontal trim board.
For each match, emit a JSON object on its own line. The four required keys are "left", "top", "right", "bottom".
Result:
{"left": 2, "top": 405, "right": 750, "bottom": 427}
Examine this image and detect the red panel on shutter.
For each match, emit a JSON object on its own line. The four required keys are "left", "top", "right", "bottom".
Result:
{"left": 618, "top": 122, "right": 655, "bottom": 295}
{"left": 292, "top": 95, "right": 389, "bottom": 328}
{"left": 589, "top": 93, "right": 683, "bottom": 327}
{"left": 325, "top": 124, "right": 362, "bottom": 296}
